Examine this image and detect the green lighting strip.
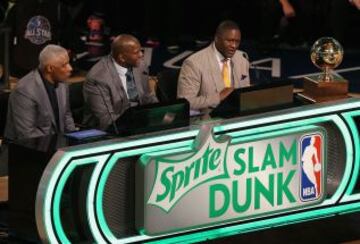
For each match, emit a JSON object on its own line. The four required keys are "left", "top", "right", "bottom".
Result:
{"left": 35, "top": 99, "right": 360, "bottom": 243}
{"left": 341, "top": 110, "right": 360, "bottom": 201}
{"left": 93, "top": 141, "right": 194, "bottom": 243}
{"left": 216, "top": 99, "right": 360, "bottom": 133}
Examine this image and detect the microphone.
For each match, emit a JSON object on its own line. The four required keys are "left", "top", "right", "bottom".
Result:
{"left": 93, "top": 81, "right": 120, "bottom": 135}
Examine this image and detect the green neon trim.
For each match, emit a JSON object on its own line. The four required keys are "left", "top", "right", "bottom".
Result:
{"left": 342, "top": 110, "right": 360, "bottom": 200}
{"left": 326, "top": 115, "right": 354, "bottom": 205}
{"left": 92, "top": 155, "right": 119, "bottom": 242}
{"left": 93, "top": 141, "right": 196, "bottom": 243}
{"left": 217, "top": 99, "right": 360, "bottom": 133}
{"left": 231, "top": 125, "right": 317, "bottom": 144}
{"left": 227, "top": 116, "right": 331, "bottom": 139}
{"left": 53, "top": 157, "right": 102, "bottom": 243}
{"left": 85, "top": 155, "right": 111, "bottom": 243}
{"left": 41, "top": 152, "right": 73, "bottom": 244}
{"left": 66, "top": 130, "right": 198, "bottom": 159}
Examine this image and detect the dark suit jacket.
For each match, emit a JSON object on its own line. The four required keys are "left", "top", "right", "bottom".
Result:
{"left": 5, "top": 69, "right": 75, "bottom": 140}
{"left": 83, "top": 56, "right": 158, "bottom": 130}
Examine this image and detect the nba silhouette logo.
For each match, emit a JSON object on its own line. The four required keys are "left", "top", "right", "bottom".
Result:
{"left": 300, "top": 134, "right": 323, "bottom": 201}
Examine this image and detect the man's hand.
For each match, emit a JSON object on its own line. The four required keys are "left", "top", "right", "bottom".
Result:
{"left": 220, "top": 87, "right": 234, "bottom": 101}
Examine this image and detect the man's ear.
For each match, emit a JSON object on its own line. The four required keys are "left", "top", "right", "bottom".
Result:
{"left": 45, "top": 65, "right": 53, "bottom": 73}
{"left": 118, "top": 53, "right": 125, "bottom": 63}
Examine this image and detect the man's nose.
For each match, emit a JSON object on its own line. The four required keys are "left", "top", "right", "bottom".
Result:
{"left": 230, "top": 42, "right": 236, "bottom": 49}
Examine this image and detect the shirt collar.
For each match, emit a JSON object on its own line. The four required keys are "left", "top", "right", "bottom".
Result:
{"left": 39, "top": 69, "right": 58, "bottom": 89}
{"left": 213, "top": 43, "right": 228, "bottom": 63}
{"left": 112, "top": 58, "right": 128, "bottom": 76}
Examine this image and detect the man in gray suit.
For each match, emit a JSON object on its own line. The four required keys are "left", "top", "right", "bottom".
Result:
{"left": 177, "top": 20, "right": 250, "bottom": 113}
{"left": 5, "top": 44, "right": 76, "bottom": 140}
{"left": 83, "top": 34, "right": 158, "bottom": 131}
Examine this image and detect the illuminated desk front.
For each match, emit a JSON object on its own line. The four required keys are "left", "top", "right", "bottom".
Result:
{"left": 13, "top": 98, "right": 360, "bottom": 243}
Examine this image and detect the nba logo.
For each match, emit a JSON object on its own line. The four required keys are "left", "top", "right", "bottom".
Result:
{"left": 300, "top": 134, "right": 323, "bottom": 201}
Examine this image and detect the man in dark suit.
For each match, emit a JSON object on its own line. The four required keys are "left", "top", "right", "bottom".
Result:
{"left": 5, "top": 44, "right": 76, "bottom": 140}
{"left": 83, "top": 34, "right": 158, "bottom": 131}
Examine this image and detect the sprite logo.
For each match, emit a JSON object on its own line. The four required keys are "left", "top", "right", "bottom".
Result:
{"left": 147, "top": 126, "right": 231, "bottom": 212}
{"left": 145, "top": 126, "right": 325, "bottom": 218}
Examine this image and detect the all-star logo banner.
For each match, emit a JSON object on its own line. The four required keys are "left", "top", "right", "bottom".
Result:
{"left": 24, "top": 15, "right": 52, "bottom": 45}
{"left": 138, "top": 125, "right": 326, "bottom": 235}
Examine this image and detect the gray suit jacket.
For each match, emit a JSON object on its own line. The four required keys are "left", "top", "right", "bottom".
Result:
{"left": 83, "top": 56, "right": 158, "bottom": 130}
{"left": 5, "top": 69, "right": 75, "bottom": 140}
{"left": 177, "top": 44, "right": 250, "bottom": 111}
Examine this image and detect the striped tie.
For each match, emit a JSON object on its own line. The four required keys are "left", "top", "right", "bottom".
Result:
{"left": 125, "top": 68, "right": 139, "bottom": 103}
{"left": 222, "top": 59, "right": 231, "bottom": 88}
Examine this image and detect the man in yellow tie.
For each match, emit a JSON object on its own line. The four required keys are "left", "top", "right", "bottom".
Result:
{"left": 177, "top": 20, "right": 250, "bottom": 114}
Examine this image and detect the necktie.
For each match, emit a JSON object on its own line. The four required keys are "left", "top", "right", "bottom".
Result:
{"left": 125, "top": 68, "right": 139, "bottom": 103}
{"left": 222, "top": 59, "right": 231, "bottom": 88}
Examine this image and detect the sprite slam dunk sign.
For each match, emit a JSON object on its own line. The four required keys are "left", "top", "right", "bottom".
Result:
{"left": 136, "top": 125, "right": 326, "bottom": 235}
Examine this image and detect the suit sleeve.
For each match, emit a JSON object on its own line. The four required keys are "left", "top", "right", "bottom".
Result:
{"left": 83, "top": 78, "right": 118, "bottom": 130}
{"left": 138, "top": 64, "right": 158, "bottom": 104}
{"left": 177, "top": 59, "right": 220, "bottom": 110}
{"left": 141, "top": 75, "right": 159, "bottom": 104}
{"left": 64, "top": 85, "right": 76, "bottom": 132}
{"left": 240, "top": 54, "right": 250, "bottom": 87}
{"left": 8, "top": 91, "right": 47, "bottom": 139}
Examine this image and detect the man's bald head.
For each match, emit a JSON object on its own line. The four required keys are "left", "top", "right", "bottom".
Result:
{"left": 111, "top": 34, "right": 140, "bottom": 59}
{"left": 111, "top": 34, "right": 143, "bottom": 68}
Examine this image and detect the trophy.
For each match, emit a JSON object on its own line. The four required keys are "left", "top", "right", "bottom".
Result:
{"left": 303, "top": 37, "right": 348, "bottom": 102}
{"left": 310, "top": 37, "right": 343, "bottom": 82}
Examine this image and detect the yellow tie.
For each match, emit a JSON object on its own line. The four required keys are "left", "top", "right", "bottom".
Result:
{"left": 222, "top": 59, "right": 231, "bottom": 88}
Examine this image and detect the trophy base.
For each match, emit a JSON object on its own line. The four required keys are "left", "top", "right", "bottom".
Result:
{"left": 302, "top": 76, "right": 349, "bottom": 102}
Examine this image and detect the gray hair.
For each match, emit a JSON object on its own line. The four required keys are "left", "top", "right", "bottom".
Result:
{"left": 38, "top": 44, "right": 68, "bottom": 70}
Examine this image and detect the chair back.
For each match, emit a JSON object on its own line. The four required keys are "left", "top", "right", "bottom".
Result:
{"left": 156, "top": 69, "right": 180, "bottom": 102}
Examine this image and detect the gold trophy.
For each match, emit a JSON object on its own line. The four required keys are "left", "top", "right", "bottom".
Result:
{"left": 303, "top": 37, "right": 348, "bottom": 102}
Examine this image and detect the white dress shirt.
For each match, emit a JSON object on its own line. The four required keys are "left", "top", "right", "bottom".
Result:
{"left": 112, "top": 58, "right": 130, "bottom": 98}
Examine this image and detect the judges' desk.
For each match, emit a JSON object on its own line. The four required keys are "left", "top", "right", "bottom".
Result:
{"left": 8, "top": 98, "right": 360, "bottom": 243}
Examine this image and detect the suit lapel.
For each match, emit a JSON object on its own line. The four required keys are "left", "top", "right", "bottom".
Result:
{"left": 57, "top": 85, "right": 65, "bottom": 132}
{"left": 231, "top": 59, "right": 241, "bottom": 88}
{"left": 106, "top": 56, "right": 129, "bottom": 104}
{"left": 133, "top": 66, "right": 144, "bottom": 97}
{"left": 34, "top": 70, "right": 57, "bottom": 130}
{"left": 208, "top": 45, "right": 224, "bottom": 92}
